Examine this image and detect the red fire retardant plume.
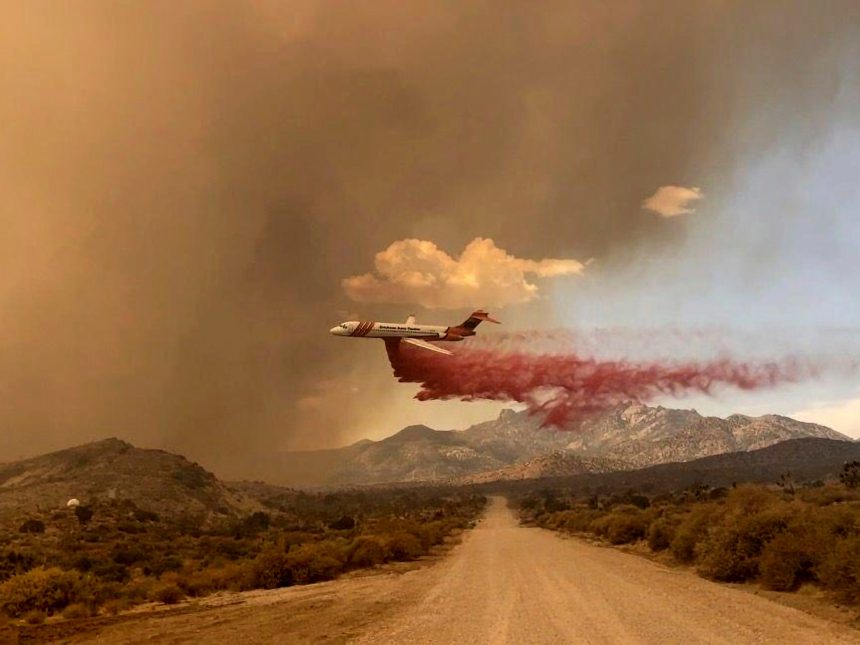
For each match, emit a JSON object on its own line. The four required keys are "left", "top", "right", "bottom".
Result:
{"left": 385, "top": 338, "right": 810, "bottom": 427}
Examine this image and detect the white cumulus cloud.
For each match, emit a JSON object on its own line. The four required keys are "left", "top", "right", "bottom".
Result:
{"left": 342, "top": 237, "right": 584, "bottom": 309}
{"left": 643, "top": 185, "right": 704, "bottom": 217}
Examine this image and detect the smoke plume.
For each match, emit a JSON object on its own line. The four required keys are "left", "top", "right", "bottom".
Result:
{"left": 2, "top": 2, "right": 859, "bottom": 473}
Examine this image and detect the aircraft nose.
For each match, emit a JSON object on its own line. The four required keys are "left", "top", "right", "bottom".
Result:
{"left": 329, "top": 326, "right": 341, "bottom": 335}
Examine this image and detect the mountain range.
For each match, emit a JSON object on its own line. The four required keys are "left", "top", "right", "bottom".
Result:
{"left": 269, "top": 403, "right": 850, "bottom": 486}
{"left": 0, "top": 416, "right": 857, "bottom": 522}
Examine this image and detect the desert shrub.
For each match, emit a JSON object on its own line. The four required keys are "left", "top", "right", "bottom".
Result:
{"left": 589, "top": 506, "right": 650, "bottom": 545}
{"left": 587, "top": 514, "right": 612, "bottom": 537}
{"left": 413, "top": 521, "right": 449, "bottom": 549}
{"left": 145, "top": 555, "right": 183, "bottom": 577}
{"left": 133, "top": 509, "right": 160, "bottom": 523}
{"left": 74, "top": 506, "right": 94, "bottom": 525}
{"left": 647, "top": 518, "right": 676, "bottom": 552}
{"left": 152, "top": 583, "right": 184, "bottom": 605}
{"left": 0, "top": 551, "right": 36, "bottom": 583}
{"left": 627, "top": 494, "right": 650, "bottom": 510}
{"left": 209, "top": 537, "right": 251, "bottom": 561}
{"left": 111, "top": 546, "right": 148, "bottom": 566}
{"left": 349, "top": 537, "right": 386, "bottom": 568}
{"left": 383, "top": 532, "right": 424, "bottom": 561}
{"left": 62, "top": 602, "right": 91, "bottom": 619}
{"left": 120, "top": 578, "right": 156, "bottom": 603}
{"left": 284, "top": 543, "right": 346, "bottom": 584}
{"left": 759, "top": 532, "right": 810, "bottom": 591}
{"left": 23, "top": 609, "right": 46, "bottom": 625}
{"left": 725, "top": 485, "right": 780, "bottom": 514}
{"left": 816, "top": 504, "right": 859, "bottom": 539}
{"left": 102, "top": 598, "right": 129, "bottom": 616}
{"left": 606, "top": 513, "right": 650, "bottom": 545}
{"left": 176, "top": 566, "right": 228, "bottom": 597}
{"left": 708, "top": 487, "right": 729, "bottom": 501}
{"left": 282, "top": 531, "right": 319, "bottom": 549}
{"left": 19, "top": 519, "right": 45, "bottom": 534}
{"left": 116, "top": 521, "right": 146, "bottom": 534}
{"left": 91, "top": 560, "right": 130, "bottom": 583}
{"left": 73, "top": 556, "right": 94, "bottom": 573}
{"left": 546, "top": 510, "right": 603, "bottom": 533}
{"left": 0, "top": 567, "right": 88, "bottom": 617}
{"left": 670, "top": 505, "right": 718, "bottom": 563}
{"left": 696, "top": 505, "right": 793, "bottom": 582}
{"left": 179, "top": 563, "right": 245, "bottom": 596}
{"left": 802, "top": 485, "right": 853, "bottom": 507}
{"left": 328, "top": 516, "right": 356, "bottom": 531}
{"left": 234, "top": 512, "right": 271, "bottom": 538}
{"left": 247, "top": 547, "right": 293, "bottom": 590}
{"left": 816, "top": 535, "right": 860, "bottom": 603}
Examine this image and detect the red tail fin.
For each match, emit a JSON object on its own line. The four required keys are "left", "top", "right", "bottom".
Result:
{"left": 459, "top": 310, "right": 501, "bottom": 330}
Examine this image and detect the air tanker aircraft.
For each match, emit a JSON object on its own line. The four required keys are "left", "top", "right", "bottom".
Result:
{"left": 329, "top": 310, "right": 500, "bottom": 355}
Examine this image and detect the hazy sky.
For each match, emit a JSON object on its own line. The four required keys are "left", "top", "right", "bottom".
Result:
{"left": 2, "top": 1, "right": 859, "bottom": 477}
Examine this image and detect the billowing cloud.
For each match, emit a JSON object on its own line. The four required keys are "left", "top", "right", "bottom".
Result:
{"left": 343, "top": 238, "right": 584, "bottom": 309}
{"left": 643, "top": 185, "right": 704, "bottom": 217}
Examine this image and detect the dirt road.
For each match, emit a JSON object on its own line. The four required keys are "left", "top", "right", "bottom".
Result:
{"left": 66, "top": 497, "right": 858, "bottom": 644}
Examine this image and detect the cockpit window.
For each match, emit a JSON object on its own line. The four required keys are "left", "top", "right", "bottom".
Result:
{"left": 341, "top": 324, "right": 348, "bottom": 328}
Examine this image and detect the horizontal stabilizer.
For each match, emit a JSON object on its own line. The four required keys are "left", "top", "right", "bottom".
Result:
{"left": 402, "top": 337, "right": 453, "bottom": 355}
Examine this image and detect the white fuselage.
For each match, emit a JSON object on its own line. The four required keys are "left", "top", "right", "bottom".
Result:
{"left": 329, "top": 320, "right": 448, "bottom": 339}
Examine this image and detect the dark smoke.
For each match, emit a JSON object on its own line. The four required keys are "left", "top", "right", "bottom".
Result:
{"left": 2, "top": 2, "right": 859, "bottom": 473}
{"left": 387, "top": 333, "right": 819, "bottom": 427}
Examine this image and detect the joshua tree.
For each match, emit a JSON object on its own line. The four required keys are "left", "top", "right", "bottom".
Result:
{"left": 74, "top": 505, "right": 94, "bottom": 525}
{"left": 840, "top": 460, "right": 860, "bottom": 489}
{"left": 777, "top": 471, "right": 796, "bottom": 495}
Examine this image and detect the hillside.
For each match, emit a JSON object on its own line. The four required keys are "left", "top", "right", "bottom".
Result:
{"left": 460, "top": 452, "right": 630, "bottom": 485}
{"left": 267, "top": 404, "right": 851, "bottom": 486}
{"left": 487, "top": 437, "right": 860, "bottom": 496}
{"left": 0, "top": 438, "right": 261, "bottom": 521}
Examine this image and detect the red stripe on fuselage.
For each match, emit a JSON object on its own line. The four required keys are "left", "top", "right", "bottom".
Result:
{"left": 354, "top": 321, "right": 374, "bottom": 337}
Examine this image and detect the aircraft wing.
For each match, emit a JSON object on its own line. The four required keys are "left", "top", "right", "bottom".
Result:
{"left": 401, "top": 337, "right": 453, "bottom": 356}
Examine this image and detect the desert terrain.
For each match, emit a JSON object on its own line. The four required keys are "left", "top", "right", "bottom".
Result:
{"left": 53, "top": 498, "right": 858, "bottom": 644}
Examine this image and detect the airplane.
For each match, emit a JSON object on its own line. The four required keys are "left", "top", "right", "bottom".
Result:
{"left": 329, "top": 310, "right": 500, "bottom": 355}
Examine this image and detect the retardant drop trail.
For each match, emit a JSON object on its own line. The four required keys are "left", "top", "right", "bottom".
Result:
{"left": 385, "top": 333, "right": 815, "bottom": 427}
